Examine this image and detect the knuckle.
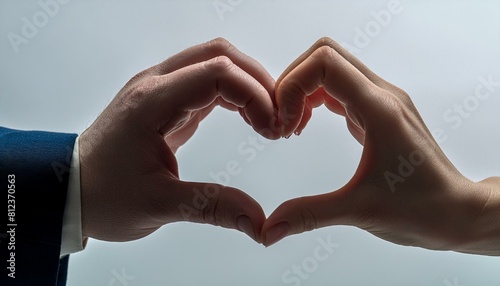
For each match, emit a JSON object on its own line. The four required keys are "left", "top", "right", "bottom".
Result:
{"left": 312, "top": 37, "right": 344, "bottom": 55}
{"left": 385, "top": 92, "right": 413, "bottom": 116}
{"left": 127, "top": 81, "right": 152, "bottom": 101}
{"left": 123, "top": 69, "right": 150, "bottom": 88}
{"left": 206, "top": 37, "right": 234, "bottom": 55}
{"left": 397, "top": 89, "right": 413, "bottom": 105}
{"left": 283, "top": 200, "right": 318, "bottom": 233}
{"left": 313, "top": 45, "right": 337, "bottom": 61}
{"left": 205, "top": 56, "right": 234, "bottom": 74}
{"left": 379, "top": 97, "right": 408, "bottom": 126}
{"left": 278, "top": 77, "right": 305, "bottom": 97}
{"left": 298, "top": 207, "right": 318, "bottom": 232}
{"left": 314, "top": 36, "right": 336, "bottom": 48}
{"left": 378, "top": 82, "right": 414, "bottom": 108}
{"left": 119, "top": 77, "right": 159, "bottom": 111}
{"left": 200, "top": 195, "right": 221, "bottom": 226}
{"left": 276, "top": 83, "right": 305, "bottom": 119}
{"left": 383, "top": 91, "right": 403, "bottom": 109}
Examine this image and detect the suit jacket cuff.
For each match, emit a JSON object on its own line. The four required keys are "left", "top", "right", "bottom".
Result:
{"left": 0, "top": 127, "right": 76, "bottom": 285}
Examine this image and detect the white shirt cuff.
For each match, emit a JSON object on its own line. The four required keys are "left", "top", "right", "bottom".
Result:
{"left": 60, "top": 136, "right": 86, "bottom": 257}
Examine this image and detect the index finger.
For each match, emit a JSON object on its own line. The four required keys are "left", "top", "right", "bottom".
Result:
{"left": 136, "top": 38, "right": 277, "bottom": 104}
{"left": 276, "top": 44, "right": 382, "bottom": 137}
{"left": 142, "top": 56, "right": 281, "bottom": 139}
{"left": 277, "top": 37, "right": 393, "bottom": 90}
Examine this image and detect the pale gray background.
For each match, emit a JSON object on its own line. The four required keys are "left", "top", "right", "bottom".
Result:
{"left": 1, "top": 0, "right": 500, "bottom": 285}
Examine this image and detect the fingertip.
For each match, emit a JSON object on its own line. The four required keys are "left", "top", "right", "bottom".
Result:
{"left": 294, "top": 101, "right": 312, "bottom": 136}
{"left": 242, "top": 91, "right": 282, "bottom": 140}
{"left": 233, "top": 198, "right": 266, "bottom": 244}
{"left": 275, "top": 80, "right": 308, "bottom": 138}
{"left": 261, "top": 192, "right": 351, "bottom": 246}
{"left": 262, "top": 221, "right": 291, "bottom": 247}
{"left": 277, "top": 105, "right": 303, "bottom": 138}
{"left": 252, "top": 124, "right": 282, "bottom": 141}
{"left": 173, "top": 182, "right": 266, "bottom": 243}
{"left": 260, "top": 204, "right": 293, "bottom": 246}
{"left": 240, "top": 202, "right": 267, "bottom": 244}
{"left": 248, "top": 107, "right": 281, "bottom": 140}
{"left": 224, "top": 186, "right": 267, "bottom": 244}
{"left": 237, "top": 215, "right": 259, "bottom": 243}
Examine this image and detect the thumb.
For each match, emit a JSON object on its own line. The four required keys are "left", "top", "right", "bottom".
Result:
{"left": 261, "top": 188, "right": 357, "bottom": 247}
{"left": 170, "top": 180, "right": 266, "bottom": 243}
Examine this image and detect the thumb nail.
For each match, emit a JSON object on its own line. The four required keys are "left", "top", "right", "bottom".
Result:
{"left": 264, "top": 222, "right": 290, "bottom": 247}
{"left": 237, "top": 215, "right": 257, "bottom": 243}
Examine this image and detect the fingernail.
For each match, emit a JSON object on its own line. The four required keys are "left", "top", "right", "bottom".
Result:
{"left": 237, "top": 215, "right": 257, "bottom": 242}
{"left": 294, "top": 130, "right": 302, "bottom": 136}
{"left": 264, "top": 222, "right": 290, "bottom": 247}
{"left": 284, "top": 134, "right": 291, "bottom": 139}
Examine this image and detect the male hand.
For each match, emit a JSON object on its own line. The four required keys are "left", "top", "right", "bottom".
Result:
{"left": 79, "top": 38, "right": 280, "bottom": 243}
{"left": 262, "top": 37, "right": 500, "bottom": 255}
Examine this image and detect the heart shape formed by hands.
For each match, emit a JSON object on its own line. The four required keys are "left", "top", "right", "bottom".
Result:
{"left": 79, "top": 37, "right": 495, "bottom": 255}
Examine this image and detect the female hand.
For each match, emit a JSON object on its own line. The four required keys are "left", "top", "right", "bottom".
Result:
{"left": 262, "top": 37, "right": 500, "bottom": 255}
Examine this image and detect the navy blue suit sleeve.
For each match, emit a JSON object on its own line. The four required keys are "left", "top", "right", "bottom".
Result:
{"left": 0, "top": 127, "right": 77, "bottom": 286}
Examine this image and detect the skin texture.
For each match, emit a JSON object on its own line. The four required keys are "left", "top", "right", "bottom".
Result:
{"left": 261, "top": 37, "right": 500, "bottom": 256}
{"left": 79, "top": 38, "right": 280, "bottom": 244}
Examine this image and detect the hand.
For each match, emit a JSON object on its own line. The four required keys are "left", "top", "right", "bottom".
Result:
{"left": 262, "top": 37, "right": 500, "bottom": 255}
{"left": 79, "top": 38, "right": 280, "bottom": 243}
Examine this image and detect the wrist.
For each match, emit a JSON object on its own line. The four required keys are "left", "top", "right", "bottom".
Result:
{"left": 453, "top": 177, "right": 500, "bottom": 255}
